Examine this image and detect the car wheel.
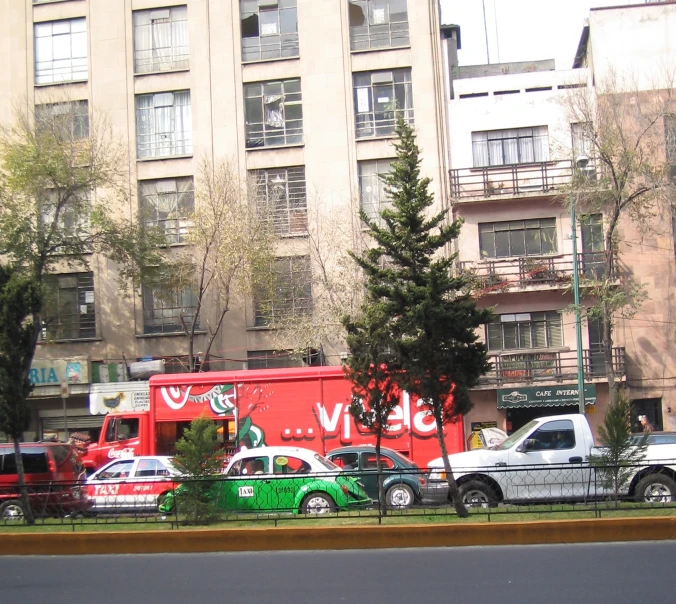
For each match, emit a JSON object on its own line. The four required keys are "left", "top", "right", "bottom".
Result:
{"left": 458, "top": 480, "right": 498, "bottom": 508}
{"left": 386, "top": 484, "right": 415, "bottom": 509}
{"left": 0, "top": 500, "right": 26, "bottom": 521}
{"left": 301, "top": 493, "right": 336, "bottom": 515}
{"left": 634, "top": 474, "right": 676, "bottom": 503}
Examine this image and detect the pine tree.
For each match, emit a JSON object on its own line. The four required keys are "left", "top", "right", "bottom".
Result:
{"left": 349, "top": 118, "right": 493, "bottom": 518}
{"left": 588, "top": 390, "right": 647, "bottom": 507}
{"left": 0, "top": 265, "right": 41, "bottom": 525}
{"left": 171, "top": 415, "right": 224, "bottom": 524}
{"left": 343, "top": 301, "right": 402, "bottom": 515}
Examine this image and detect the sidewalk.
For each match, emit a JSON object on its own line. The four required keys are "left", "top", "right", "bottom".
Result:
{"left": 2, "top": 516, "right": 675, "bottom": 555}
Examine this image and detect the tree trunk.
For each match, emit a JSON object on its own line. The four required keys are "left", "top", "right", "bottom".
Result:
{"left": 602, "top": 220, "right": 619, "bottom": 403}
{"left": 375, "top": 432, "right": 386, "bottom": 517}
{"left": 434, "top": 406, "right": 468, "bottom": 518}
{"left": 13, "top": 437, "right": 35, "bottom": 525}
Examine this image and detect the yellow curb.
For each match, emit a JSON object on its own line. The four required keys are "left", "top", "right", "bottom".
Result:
{"left": 2, "top": 517, "right": 676, "bottom": 555}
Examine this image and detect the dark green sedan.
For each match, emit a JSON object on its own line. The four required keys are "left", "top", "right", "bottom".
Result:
{"left": 326, "top": 446, "right": 439, "bottom": 508}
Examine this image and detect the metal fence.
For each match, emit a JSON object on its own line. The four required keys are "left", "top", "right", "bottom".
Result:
{"left": 3, "top": 460, "right": 676, "bottom": 529}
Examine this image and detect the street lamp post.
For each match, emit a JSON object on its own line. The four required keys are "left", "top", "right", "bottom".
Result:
{"left": 570, "top": 194, "right": 586, "bottom": 414}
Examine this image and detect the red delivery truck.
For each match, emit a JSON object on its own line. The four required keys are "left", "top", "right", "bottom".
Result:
{"left": 82, "top": 366, "right": 464, "bottom": 472}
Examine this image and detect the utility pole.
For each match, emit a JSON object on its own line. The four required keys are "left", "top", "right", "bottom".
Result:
{"left": 570, "top": 194, "right": 586, "bottom": 414}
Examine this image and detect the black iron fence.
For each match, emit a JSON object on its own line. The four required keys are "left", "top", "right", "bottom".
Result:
{"left": 3, "top": 458, "right": 676, "bottom": 528}
{"left": 480, "top": 347, "right": 626, "bottom": 385}
{"left": 449, "top": 158, "right": 603, "bottom": 201}
{"left": 458, "top": 251, "right": 614, "bottom": 294}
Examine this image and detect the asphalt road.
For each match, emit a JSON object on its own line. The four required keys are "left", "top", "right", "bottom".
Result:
{"left": 2, "top": 541, "right": 673, "bottom": 604}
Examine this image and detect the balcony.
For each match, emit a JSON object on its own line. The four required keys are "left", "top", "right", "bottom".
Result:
{"left": 449, "top": 158, "right": 601, "bottom": 202}
{"left": 477, "top": 347, "right": 626, "bottom": 387}
{"left": 458, "top": 252, "right": 614, "bottom": 294}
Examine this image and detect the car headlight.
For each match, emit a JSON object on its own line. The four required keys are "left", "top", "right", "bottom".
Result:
{"left": 429, "top": 471, "right": 446, "bottom": 481}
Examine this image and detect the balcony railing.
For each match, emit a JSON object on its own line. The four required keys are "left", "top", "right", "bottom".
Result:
{"left": 458, "top": 252, "right": 614, "bottom": 294}
{"left": 478, "top": 347, "right": 626, "bottom": 386}
{"left": 449, "top": 158, "right": 602, "bottom": 201}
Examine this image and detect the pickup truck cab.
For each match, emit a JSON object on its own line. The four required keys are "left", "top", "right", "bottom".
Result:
{"left": 428, "top": 414, "right": 676, "bottom": 507}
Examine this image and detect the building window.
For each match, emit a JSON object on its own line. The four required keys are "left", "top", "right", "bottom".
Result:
{"left": 41, "top": 272, "right": 96, "bottom": 341}
{"left": 358, "top": 159, "right": 392, "bottom": 223}
{"left": 348, "top": 0, "right": 409, "bottom": 51}
{"left": 244, "top": 79, "right": 303, "bottom": 148}
{"left": 247, "top": 350, "right": 299, "bottom": 369}
{"left": 133, "top": 6, "right": 189, "bottom": 74}
{"left": 630, "top": 398, "right": 663, "bottom": 433}
{"left": 486, "top": 311, "right": 562, "bottom": 352}
{"left": 34, "top": 18, "right": 88, "bottom": 85}
{"left": 254, "top": 167, "right": 306, "bottom": 236}
{"left": 254, "top": 256, "right": 312, "bottom": 326}
{"left": 479, "top": 218, "right": 557, "bottom": 258}
{"left": 139, "top": 177, "right": 194, "bottom": 244}
{"left": 472, "top": 126, "right": 549, "bottom": 168}
{"left": 571, "top": 122, "right": 593, "bottom": 160}
{"left": 240, "top": 0, "right": 298, "bottom": 62}
{"left": 142, "top": 285, "right": 199, "bottom": 334}
{"left": 136, "top": 91, "right": 193, "bottom": 159}
{"left": 39, "top": 190, "right": 91, "bottom": 243}
{"left": 353, "top": 69, "right": 413, "bottom": 139}
{"left": 35, "top": 100, "right": 89, "bottom": 140}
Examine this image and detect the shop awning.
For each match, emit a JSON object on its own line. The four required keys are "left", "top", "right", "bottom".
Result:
{"left": 41, "top": 415, "right": 104, "bottom": 430}
{"left": 496, "top": 384, "right": 596, "bottom": 409}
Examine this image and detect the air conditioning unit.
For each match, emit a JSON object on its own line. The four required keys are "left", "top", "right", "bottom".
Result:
{"left": 575, "top": 155, "right": 597, "bottom": 182}
{"left": 128, "top": 359, "right": 165, "bottom": 380}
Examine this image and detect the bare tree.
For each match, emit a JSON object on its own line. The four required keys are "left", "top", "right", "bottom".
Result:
{"left": 158, "top": 157, "right": 276, "bottom": 371}
{"left": 564, "top": 70, "right": 676, "bottom": 401}
{"left": 264, "top": 190, "right": 368, "bottom": 365}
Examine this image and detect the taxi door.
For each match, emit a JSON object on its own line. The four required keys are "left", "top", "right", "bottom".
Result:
{"left": 221, "top": 455, "right": 275, "bottom": 512}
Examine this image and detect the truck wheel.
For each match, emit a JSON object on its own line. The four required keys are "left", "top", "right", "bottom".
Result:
{"left": 386, "top": 484, "right": 415, "bottom": 509}
{"left": 634, "top": 474, "right": 676, "bottom": 503}
{"left": 301, "top": 493, "right": 336, "bottom": 515}
{"left": 458, "top": 480, "right": 498, "bottom": 508}
{"left": 0, "top": 500, "right": 26, "bottom": 521}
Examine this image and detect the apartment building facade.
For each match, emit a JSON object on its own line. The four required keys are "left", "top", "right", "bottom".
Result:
{"left": 444, "top": 1, "right": 676, "bottom": 439}
{"left": 0, "top": 0, "right": 450, "bottom": 440}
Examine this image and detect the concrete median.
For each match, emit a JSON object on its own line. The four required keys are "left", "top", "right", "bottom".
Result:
{"left": 2, "top": 516, "right": 676, "bottom": 555}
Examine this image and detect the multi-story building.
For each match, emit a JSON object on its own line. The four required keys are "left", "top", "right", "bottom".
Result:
{"left": 443, "top": 1, "right": 676, "bottom": 438}
{"left": 1, "top": 0, "right": 450, "bottom": 441}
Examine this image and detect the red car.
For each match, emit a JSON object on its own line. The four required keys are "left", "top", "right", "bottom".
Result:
{"left": 86, "top": 456, "right": 179, "bottom": 513}
{"left": 0, "top": 442, "right": 88, "bottom": 521}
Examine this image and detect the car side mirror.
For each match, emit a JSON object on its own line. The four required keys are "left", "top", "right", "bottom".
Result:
{"left": 517, "top": 439, "right": 536, "bottom": 453}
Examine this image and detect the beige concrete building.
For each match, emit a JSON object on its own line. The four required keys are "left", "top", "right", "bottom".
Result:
{"left": 0, "top": 0, "right": 450, "bottom": 440}
{"left": 444, "top": 1, "right": 676, "bottom": 441}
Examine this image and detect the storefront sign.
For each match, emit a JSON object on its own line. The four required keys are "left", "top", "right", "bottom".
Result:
{"left": 29, "top": 357, "right": 89, "bottom": 386}
{"left": 89, "top": 382, "right": 150, "bottom": 414}
{"left": 496, "top": 384, "right": 596, "bottom": 408}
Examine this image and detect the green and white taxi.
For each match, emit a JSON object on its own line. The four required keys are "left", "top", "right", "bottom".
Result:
{"left": 162, "top": 446, "right": 371, "bottom": 515}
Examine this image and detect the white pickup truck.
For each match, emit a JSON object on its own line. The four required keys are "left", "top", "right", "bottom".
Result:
{"left": 428, "top": 413, "right": 676, "bottom": 506}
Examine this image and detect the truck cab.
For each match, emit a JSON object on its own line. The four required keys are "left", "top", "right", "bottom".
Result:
{"left": 82, "top": 413, "right": 148, "bottom": 472}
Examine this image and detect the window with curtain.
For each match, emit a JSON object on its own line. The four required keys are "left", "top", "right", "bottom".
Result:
{"left": 34, "top": 18, "right": 88, "bottom": 84}
{"left": 486, "top": 311, "right": 562, "bottom": 352}
{"left": 358, "top": 159, "right": 392, "bottom": 224}
{"left": 254, "top": 256, "right": 312, "bottom": 326}
{"left": 254, "top": 167, "right": 307, "bottom": 236}
{"left": 142, "top": 285, "right": 199, "bottom": 334}
{"left": 135, "top": 91, "right": 193, "bottom": 159}
{"left": 139, "top": 177, "right": 194, "bottom": 244}
{"left": 244, "top": 79, "right": 303, "bottom": 148}
{"left": 353, "top": 69, "right": 414, "bottom": 139}
{"left": 479, "top": 218, "right": 557, "bottom": 258}
{"left": 35, "top": 100, "right": 89, "bottom": 140}
{"left": 348, "top": 0, "right": 409, "bottom": 51}
{"left": 571, "top": 122, "right": 593, "bottom": 160}
{"left": 39, "top": 190, "right": 91, "bottom": 246}
{"left": 41, "top": 272, "right": 96, "bottom": 341}
{"left": 472, "top": 126, "right": 549, "bottom": 167}
{"left": 240, "top": 0, "right": 298, "bottom": 62}
{"left": 133, "top": 6, "right": 189, "bottom": 74}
